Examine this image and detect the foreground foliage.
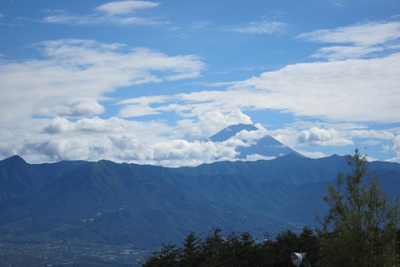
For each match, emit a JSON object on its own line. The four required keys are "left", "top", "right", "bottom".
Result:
{"left": 143, "top": 149, "right": 400, "bottom": 267}
{"left": 317, "top": 149, "right": 400, "bottom": 267}
{"left": 142, "top": 226, "right": 319, "bottom": 267}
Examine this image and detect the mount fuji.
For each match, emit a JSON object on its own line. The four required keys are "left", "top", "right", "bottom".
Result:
{"left": 208, "top": 123, "right": 303, "bottom": 159}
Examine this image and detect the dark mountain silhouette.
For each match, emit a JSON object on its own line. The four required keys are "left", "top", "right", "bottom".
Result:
{"left": 171, "top": 153, "right": 346, "bottom": 185}
{"left": 0, "top": 155, "right": 45, "bottom": 202}
{"left": 0, "top": 153, "right": 399, "bottom": 249}
{"left": 0, "top": 158, "right": 289, "bottom": 248}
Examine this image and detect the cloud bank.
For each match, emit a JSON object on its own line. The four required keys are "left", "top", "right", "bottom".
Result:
{"left": 0, "top": 39, "right": 205, "bottom": 121}
{"left": 1, "top": 19, "right": 400, "bottom": 165}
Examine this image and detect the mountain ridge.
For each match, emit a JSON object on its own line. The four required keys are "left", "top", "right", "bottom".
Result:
{"left": 0, "top": 154, "right": 399, "bottom": 249}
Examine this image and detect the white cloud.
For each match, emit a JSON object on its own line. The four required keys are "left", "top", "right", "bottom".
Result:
{"left": 118, "top": 104, "right": 162, "bottom": 117}
{"left": 0, "top": 108, "right": 265, "bottom": 166}
{"left": 42, "top": 117, "right": 74, "bottom": 134}
{"left": 119, "top": 52, "right": 400, "bottom": 124}
{"left": 41, "top": 1, "right": 162, "bottom": 26}
{"left": 311, "top": 45, "right": 384, "bottom": 61}
{"left": 361, "top": 140, "right": 382, "bottom": 146}
{"left": 241, "top": 154, "right": 276, "bottom": 161}
{"left": 299, "top": 21, "right": 400, "bottom": 46}
{"left": 299, "top": 21, "right": 400, "bottom": 60}
{"left": 118, "top": 95, "right": 172, "bottom": 117}
{"left": 0, "top": 116, "right": 168, "bottom": 162}
{"left": 365, "top": 155, "right": 379, "bottom": 162}
{"left": 2, "top": 18, "right": 400, "bottom": 165}
{"left": 36, "top": 100, "right": 105, "bottom": 118}
{"left": 190, "top": 21, "right": 212, "bottom": 30}
{"left": 387, "top": 135, "right": 400, "bottom": 163}
{"left": 41, "top": 12, "right": 162, "bottom": 26}
{"left": 95, "top": 1, "right": 159, "bottom": 15}
{"left": 234, "top": 20, "right": 287, "bottom": 34}
{"left": 382, "top": 144, "right": 390, "bottom": 153}
{"left": 296, "top": 127, "right": 353, "bottom": 146}
{"left": 172, "top": 109, "right": 253, "bottom": 141}
{"left": 349, "top": 129, "right": 395, "bottom": 140}
{"left": 0, "top": 115, "right": 244, "bottom": 166}
{"left": 231, "top": 125, "right": 268, "bottom": 144}
{"left": 226, "top": 53, "right": 400, "bottom": 123}
{"left": 0, "top": 39, "right": 205, "bottom": 122}
{"left": 295, "top": 149, "right": 326, "bottom": 159}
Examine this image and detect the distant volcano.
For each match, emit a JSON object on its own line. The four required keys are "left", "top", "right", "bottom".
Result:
{"left": 208, "top": 123, "right": 302, "bottom": 159}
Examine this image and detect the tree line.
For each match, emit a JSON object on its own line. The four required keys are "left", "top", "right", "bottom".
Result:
{"left": 142, "top": 150, "right": 400, "bottom": 267}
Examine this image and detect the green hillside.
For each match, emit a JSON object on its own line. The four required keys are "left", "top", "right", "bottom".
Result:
{"left": 0, "top": 154, "right": 399, "bottom": 250}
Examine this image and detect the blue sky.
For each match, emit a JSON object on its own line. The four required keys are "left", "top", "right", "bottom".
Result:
{"left": 1, "top": 0, "right": 400, "bottom": 166}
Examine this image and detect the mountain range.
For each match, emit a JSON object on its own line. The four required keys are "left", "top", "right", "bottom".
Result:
{"left": 1, "top": 151, "right": 400, "bottom": 249}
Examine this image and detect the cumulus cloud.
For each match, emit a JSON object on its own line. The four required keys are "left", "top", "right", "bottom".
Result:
{"left": 231, "top": 124, "right": 268, "bottom": 144}
{"left": 298, "top": 21, "right": 400, "bottom": 60}
{"left": 0, "top": 39, "right": 205, "bottom": 122}
{"left": 42, "top": 117, "right": 74, "bottom": 134}
{"left": 0, "top": 108, "right": 265, "bottom": 167}
{"left": 0, "top": 115, "right": 244, "bottom": 166}
{"left": 296, "top": 127, "right": 353, "bottom": 146}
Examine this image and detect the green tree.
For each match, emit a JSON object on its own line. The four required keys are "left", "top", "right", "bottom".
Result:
{"left": 142, "top": 243, "right": 180, "bottom": 267}
{"left": 317, "top": 149, "right": 400, "bottom": 267}
{"left": 262, "top": 226, "right": 319, "bottom": 267}
{"left": 197, "top": 228, "right": 226, "bottom": 267}
{"left": 179, "top": 231, "right": 202, "bottom": 267}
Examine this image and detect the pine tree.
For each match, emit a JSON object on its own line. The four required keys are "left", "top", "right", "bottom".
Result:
{"left": 317, "top": 149, "right": 400, "bottom": 267}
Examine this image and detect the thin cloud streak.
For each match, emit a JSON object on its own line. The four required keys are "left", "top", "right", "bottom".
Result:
{"left": 233, "top": 20, "right": 287, "bottom": 34}
{"left": 40, "top": 1, "right": 162, "bottom": 26}
{"left": 95, "top": 1, "right": 159, "bottom": 15}
{"left": 298, "top": 21, "right": 400, "bottom": 60}
{"left": 299, "top": 21, "right": 400, "bottom": 46}
{"left": 41, "top": 11, "right": 164, "bottom": 26}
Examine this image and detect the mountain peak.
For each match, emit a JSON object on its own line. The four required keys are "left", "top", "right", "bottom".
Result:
{"left": 208, "top": 123, "right": 258, "bottom": 142}
{"left": 2, "top": 155, "right": 27, "bottom": 165}
{"left": 208, "top": 124, "right": 302, "bottom": 160}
